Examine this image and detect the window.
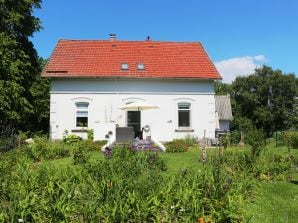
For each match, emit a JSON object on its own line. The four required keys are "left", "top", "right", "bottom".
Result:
{"left": 178, "top": 103, "right": 191, "bottom": 128}
{"left": 137, "top": 63, "right": 145, "bottom": 70}
{"left": 121, "top": 63, "right": 129, "bottom": 70}
{"left": 76, "top": 102, "right": 89, "bottom": 127}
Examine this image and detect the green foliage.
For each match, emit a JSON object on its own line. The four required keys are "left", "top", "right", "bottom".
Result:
{"left": 215, "top": 81, "right": 232, "bottom": 95}
{"left": 0, "top": 143, "right": 296, "bottom": 222}
{"left": 73, "top": 147, "right": 90, "bottom": 165}
{"left": 230, "top": 130, "right": 241, "bottom": 145}
{"left": 87, "top": 129, "right": 94, "bottom": 141}
{"left": 231, "top": 66, "right": 297, "bottom": 136}
{"left": 165, "top": 136, "right": 198, "bottom": 153}
{"left": 219, "top": 133, "right": 230, "bottom": 149}
{"left": 24, "top": 137, "right": 70, "bottom": 161}
{"left": 245, "top": 128, "right": 265, "bottom": 157}
{"left": 0, "top": 0, "right": 49, "bottom": 132}
{"left": 283, "top": 131, "right": 298, "bottom": 149}
{"left": 77, "top": 139, "right": 107, "bottom": 151}
{"left": 183, "top": 134, "right": 198, "bottom": 147}
{"left": 165, "top": 139, "right": 189, "bottom": 152}
{"left": 63, "top": 134, "right": 81, "bottom": 144}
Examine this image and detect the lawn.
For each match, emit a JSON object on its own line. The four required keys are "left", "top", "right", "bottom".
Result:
{"left": 25, "top": 143, "right": 298, "bottom": 222}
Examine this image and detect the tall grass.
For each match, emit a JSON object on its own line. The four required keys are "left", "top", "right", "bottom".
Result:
{"left": 0, "top": 143, "right": 296, "bottom": 222}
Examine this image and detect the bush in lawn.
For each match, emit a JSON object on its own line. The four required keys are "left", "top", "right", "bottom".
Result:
{"left": 230, "top": 130, "right": 241, "bottom": 145}
{"left": 165, "top": 139, "right": 189, "bottom": 152}
{"left": 87, "top": 129, "right": 94, "bottom": 141}
{"left": 245, "top": 128, "right": 265, "bottom": 157}
{"left": 283, "top": 131, "right": 298, "bottom": 150}
{"left": 24, "top": 137, "right": 71, "bottom": 161}
{"left": 73, "top": 146, "right": 90, "bottom": 165}
{"left": 183, "top": 134, "right": 198, "bottom": 147}
{"left": 76, "top": 140, "right": 107, "bottom": 151}
{"left": 252, "top": 151, "right": 295, "bottom": 181}
{"left": 63, "top": 130, "right": 81, "bottom": 144}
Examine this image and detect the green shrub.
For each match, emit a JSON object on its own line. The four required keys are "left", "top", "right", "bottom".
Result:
{"left": 230, "top": 130, "right": 241, "bottom": 145}
{"left": 24, "top": 137, "right": 71, "bottom": 161}
{"left": 63, "top": 134, "right": 82, "bottom": 144}
{"left": 165, "top": 139, "right": 188, "bottom": 152}
{"left": 245, "top": 128, "right": 265, "bottom": 157}
{"left": 219, "top": 133, "right": 230, "bottom": 149}
{"left": 284, "top": 131, "right": 298, "bottom": 149}
{"left": 183, "top": 134, "right": 198, "bottom": 147}
{"left": 1, "top": 141, "right": 295, "bottom": 222}
{"left": 87, "top": 129, "right": 94, "bottom": 141}
{"left": 73, "top": 146, "right": 90, "bottom": 165}
{"left": 76, "top": 140, "right": 107, "bottom": 151}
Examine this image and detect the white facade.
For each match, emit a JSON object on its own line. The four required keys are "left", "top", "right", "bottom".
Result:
{"left": 50, "top": 78, "right": 216, "bottom": 142}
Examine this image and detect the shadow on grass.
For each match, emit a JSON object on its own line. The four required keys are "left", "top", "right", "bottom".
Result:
{"left": 289, "top": 180, "right": 298, "bottom": 185}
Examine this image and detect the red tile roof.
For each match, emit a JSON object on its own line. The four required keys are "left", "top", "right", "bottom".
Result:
{"left": 42, "top": 39, "right": 221, "bottom": 79}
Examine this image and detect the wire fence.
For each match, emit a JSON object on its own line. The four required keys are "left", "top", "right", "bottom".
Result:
{"left": 0, "top": 123, "right": 18, "bottom": 153}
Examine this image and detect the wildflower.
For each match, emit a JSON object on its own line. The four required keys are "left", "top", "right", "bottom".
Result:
{"left": 201, "top": 149, "right": 207, "bottom": 162}
{"left": 198, "top": 217, "right": 204, "bottom": 223}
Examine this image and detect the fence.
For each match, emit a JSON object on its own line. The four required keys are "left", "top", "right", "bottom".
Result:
{"left": 0, "top": 123, "right": 18, "bottom": 152}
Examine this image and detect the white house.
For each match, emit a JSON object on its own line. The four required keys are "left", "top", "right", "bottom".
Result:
{"left": 42, "top": 35, "right": 222, "bottom": 144}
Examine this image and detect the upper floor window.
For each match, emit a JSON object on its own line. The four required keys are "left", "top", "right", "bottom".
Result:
{"left": 76, "top": 102, "right": 89, "bottom": 127}
{"left": 178, "top": 103, "right": 191, "bottom": 128}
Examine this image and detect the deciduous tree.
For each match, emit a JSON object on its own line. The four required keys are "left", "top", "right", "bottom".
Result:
{"left": 0, "top": 0, "right": 46, "bottom": 131}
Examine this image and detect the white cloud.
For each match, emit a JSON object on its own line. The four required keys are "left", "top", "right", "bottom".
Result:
{"left": 253, "top": 55, "right": 266, "bottom": 62}
{"left": 215, "top": 55, "right": 267, "bottom": 83}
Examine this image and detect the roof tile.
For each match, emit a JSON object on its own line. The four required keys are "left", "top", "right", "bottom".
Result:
{"left": 42, "top": 40, "right": 221, "bottom": 79}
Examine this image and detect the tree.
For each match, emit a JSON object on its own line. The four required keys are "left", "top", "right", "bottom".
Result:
{"left": 231, "top": 66, "right": 297, "bottom": 137}
{"left": 0, "top": 0, "right": 44, "bottom": 131}
{"left": 215, "top": 81, "right": 232, "bottom": 95}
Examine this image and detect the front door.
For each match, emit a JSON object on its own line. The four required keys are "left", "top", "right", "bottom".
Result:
{"left": 127, "top": 111, "right": 141, "bottom": 138}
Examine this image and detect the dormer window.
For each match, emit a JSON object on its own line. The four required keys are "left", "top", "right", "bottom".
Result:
{"left": 121, "top": 63, "right": 129, "bottom": 70}
{"left": 137, "top": 63, "right": 145, "bottom": 70}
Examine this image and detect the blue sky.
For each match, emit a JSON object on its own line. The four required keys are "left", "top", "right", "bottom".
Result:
{"left": 32, "top": 0, "right": 298, "bottom": 82}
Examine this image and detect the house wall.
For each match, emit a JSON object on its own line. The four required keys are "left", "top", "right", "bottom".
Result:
{"left": 50, "top": 78, "right": 216, "bottom": 142}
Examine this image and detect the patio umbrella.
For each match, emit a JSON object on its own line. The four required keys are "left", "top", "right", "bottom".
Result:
{"left": 119, "top": 101, "right": 159, "bottom": 111}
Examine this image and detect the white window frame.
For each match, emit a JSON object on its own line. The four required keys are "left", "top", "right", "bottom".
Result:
{"left": 75, "top": 102, "right": 89, "bottom": 128}
{"left": 178, "top": 102, "right": 191, "bottom": 129}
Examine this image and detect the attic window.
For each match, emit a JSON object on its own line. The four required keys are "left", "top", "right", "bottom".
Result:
{"left": 121, "top": 63, "right": 129, "bottom": 70}
{"left": 137, "top": 63, "right": 145, "bottom": 70}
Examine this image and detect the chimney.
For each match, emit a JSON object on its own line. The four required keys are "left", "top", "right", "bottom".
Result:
{"left": 109, "top": 33, "right": 116, "bottom": 41}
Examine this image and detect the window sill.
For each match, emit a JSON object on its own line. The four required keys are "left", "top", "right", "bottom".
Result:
{"left": 71, "top": 129, "right": 88, "bottom": 133}
{"left": 175, "top": 129, "right": 194, "bottom": 132}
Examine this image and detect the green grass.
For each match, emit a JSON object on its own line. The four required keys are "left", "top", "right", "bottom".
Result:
{"left": 159, "top": 146, "right": 202, "bottom": 174}
{"left": 245, "top": 181, "right": 298, "bottom": 223}
{"left": 40, "top": 143, "right": 298, "bottom": 222}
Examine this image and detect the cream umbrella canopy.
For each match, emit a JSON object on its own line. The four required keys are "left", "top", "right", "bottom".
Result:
{"left": 119, "top": 101, "right": 159, "bottom": 111}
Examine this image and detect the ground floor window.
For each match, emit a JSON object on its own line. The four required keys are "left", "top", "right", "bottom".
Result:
{"left": 178, "top": 103, "right": 191, "bottom": 128}
{"left": 76, "top": 102, "right": 89, "bottom": 127}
